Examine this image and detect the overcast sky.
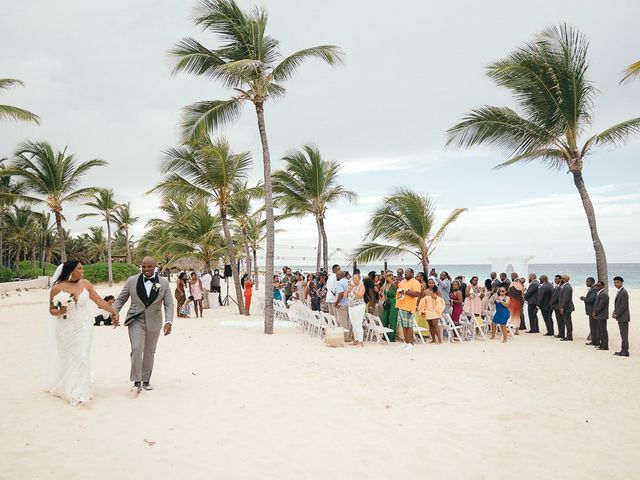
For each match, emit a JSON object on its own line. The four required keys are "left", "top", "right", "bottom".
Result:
{"left": 1, "top": 0, "right": 639, "bottom": 266}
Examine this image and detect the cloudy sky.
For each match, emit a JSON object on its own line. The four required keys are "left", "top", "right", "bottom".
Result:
{"left": 1, "top": 0, "right": 639, "bottom": 266}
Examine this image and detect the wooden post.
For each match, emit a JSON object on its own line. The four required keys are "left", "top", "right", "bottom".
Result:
{"left": 353, "top": 260, "right": 357, "bottom": 274}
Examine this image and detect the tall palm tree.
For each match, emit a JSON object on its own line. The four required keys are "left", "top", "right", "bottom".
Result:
{"left": 273, "top": 145, "right": 357, "bottom": 273}
{"left": 83, "top": 226, "right": 107, "bottom": 263}
{"left": 446, "top": 24, "right": 640, "bottom": 284}
{"left": 0, "top": 79, "right": 40, "bottom": 124}
{"left": 229, "top": 181, "right": 264, "bottom": 279}
{"left": 154, "top": 136, "right": 257, "bottom": 314}
{"left": 4, "top": 141, "right": 106, "bottom": 261}
{"left": 2, "top": 206, "right": 39, "bottom": 269}
{"left": 77, "top": 189, "right": 119, "bottom": 286}
{"left": 0, "top": 159, "right": 29, "bottom": 267}
{"left": 170, "top": 0, "right": 344, "bottom": 333}
{"left": 620, "top": 61, "right": 640, "bottom": 84}
{"left": 352, "top": 188, "right": 466, "bottom": 273}
{"left": 113, "top": 202, "right": 138, "bottom": 264}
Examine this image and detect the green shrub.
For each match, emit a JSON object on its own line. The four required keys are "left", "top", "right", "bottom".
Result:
{"left": 0, "top": 266, "right": 14, "bottom": 283}
{"left": 16, "top": 260, "right": 57, "bottom": 279}
{"left": 83, "top": 263, "right": 139, "bottom": 283}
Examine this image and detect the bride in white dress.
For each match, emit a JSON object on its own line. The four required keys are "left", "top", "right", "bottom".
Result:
{"left": 47, "top": 260, "right": 120, "bottom": 405}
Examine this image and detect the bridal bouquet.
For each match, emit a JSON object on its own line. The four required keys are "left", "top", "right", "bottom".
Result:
{"left": 52, "top": 291, "right": 74, "bottom": 319}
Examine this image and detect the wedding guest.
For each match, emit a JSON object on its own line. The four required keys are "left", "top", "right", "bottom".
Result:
{"left": 175, "top": 272, "right": 188, "bottom": 318}
{"left": 282, "top": 268, "right": 294, "bottom": 303}
{"left": 325, "top": 264, "right": 340, "bottom": 317}
{"left": 490, "top": 272, "right": 500, "bottom": 291}
{"left": 317, "top": 273, "right": 328, "bottom": 312}
{"left": 436, "top": 271, "right": 452, "bottom": 313}
{"left": 591, "top": 281, "right": 609, "bottom": 351}
{"left": 272, "top": 274, "right": 282, "bottom": 301}
{"left": 414, "top": 272, "right": 429, "bottom": 332}
{"left": 581, "top": 277, "right": 598, "bottom": 346}
{"left": 380, "top": 271, "right": 399, "bottom": 342}
{"left": 180, "top": 295, "right": 194, "bottom": 317}
{"left": 396, "top": 268, "right": 404, "bottom": 281}
{"left": 364, "top": 271, "right": 377, "bottom": 314}
{"left": 481, "top": 279, "right": 493, "bottom": 311}
{"left": 507, "top": 278, "right": 524, "bottom": 335}
{"left": 457, "top": 276, "right": 468, "bottom": 303}
{"left": 94, "top": 295, "right": 115, "bottom": 326}
{"left": 346, "top": 273, "right": 366, "bottom": 347}
{"left": 418, "top": 280, "right": 444, "bottom": 344}
{"left": 559, "top": 274, "right": 575, "bottom": 341}
{"left": 295, "top": 272, "right": 306, "bottom": 305}
{"left": 210, "top": 269, "right": 222, "bottom": 306}
{"left": 524, "top": 273, "right": 540, "bottom": 333}
{"left": 334, "top": 271, "right": 351, "bottom": 341}
{"left": 464, "top": 276, "right": 483, "bottom": 316}
{"left": 450, "top": 280, "right": 464, "bottom": 325}
{"left": 499, "top": 272, "right": 510, "bottom": 289}
{"left": 491, "top": 287, "right": 510, "bottom": 342}
{"left": 537, "top": 275, "right": 554, "bottom": 336}
{"left": 550, "top": 274, "right": 563, "bottom": 338}
{"left": 189, "top": 272, "right": 204, "bottom": 318}
{"left": 612, "top": 276, "right": 630, "bottom": 357}
{"left": 201, "top": 270, "right": 212, "bottom": 309}
{"left": 243, "top": 274, "right": 253, "bottom": 316}
{"left": 396, "top": 268, "right": 422, "bottom": 350}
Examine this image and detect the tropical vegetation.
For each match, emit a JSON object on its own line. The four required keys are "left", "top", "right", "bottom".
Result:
{"left": 0, "top": 78, "right": 40, "bottom": 124}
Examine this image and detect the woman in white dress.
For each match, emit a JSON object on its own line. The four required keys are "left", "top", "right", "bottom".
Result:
{"left": 47, "top": 260, "right": 119, "bottom": 406}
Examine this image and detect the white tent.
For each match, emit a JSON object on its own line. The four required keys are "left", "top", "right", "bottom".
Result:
{"left": 488, "top": 256, "right": 535, "bottom": 278}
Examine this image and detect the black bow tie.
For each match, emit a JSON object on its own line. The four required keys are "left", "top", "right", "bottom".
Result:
{"left": 144, "top": 276, "right": 154, "bottom": 282}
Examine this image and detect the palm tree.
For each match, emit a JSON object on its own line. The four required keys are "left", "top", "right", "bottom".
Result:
{"left": 621, "top": 61, "right": 640, "bottom": 84}
{"left": 0, "top": 79, "right": 40, "bottom": 124}
{"left": 273, "top": 145, "right": 357, "bottom": 273}
{"left": 83, "top": 226, "right": 107, "bottom": 262}
{"left": 229, "top": 181, "right": 264, "bottom": 279}
{"left": 4, "top": 141, "right": 106, "bottom": 261}
{"left": 352, "top": 188, "right": 466, "bottom": 273}
{"left": 170, "top": 0, "right": 344, "bottom": 333}
{"left": 77, "top": 189, "right": 119, "bottom": 286}
{"left": 0, "top": 159, "right": 28, "bottom": 267}
{"left": 2, "top": 206, "right": 39, "bottom": 269}
{"left": 154, "top": 135, "right": 257, "bottom": 315}
{"left": 446, "top": 24, "right": 640, "bottom": 284}
{"left": 113, "top": 202, "right": 138, "bottom": 264}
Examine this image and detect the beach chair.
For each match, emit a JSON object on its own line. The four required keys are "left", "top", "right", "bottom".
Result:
{"left": 411, "top": 315, "right": 428, "bottom": 343}
{"left": 321, "top": 312, "right": 349, "bottom": 338}
{"left": 440, "top": 313, "right": 465, "bottom": 343}
{"left": 364, "top": 313, "right": 394, "bottom": 344}
{"left": 461, "top": 311, "right": 487, "bottom": 341}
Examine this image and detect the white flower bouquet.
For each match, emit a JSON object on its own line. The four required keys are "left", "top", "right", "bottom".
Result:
{"left": 52, "top": 291, "right": 74, "bottom": 319}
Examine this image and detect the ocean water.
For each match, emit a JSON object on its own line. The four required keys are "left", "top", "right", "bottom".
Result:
{"left": 286, "top": 263, "right": 640, "bottom": 288}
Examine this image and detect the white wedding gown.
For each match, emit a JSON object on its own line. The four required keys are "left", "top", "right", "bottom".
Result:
{"left": 46, "top": 288, "right": 95, "bottom": 405}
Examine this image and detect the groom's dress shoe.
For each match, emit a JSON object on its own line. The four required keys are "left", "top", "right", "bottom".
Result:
{"left": 131, "top": 381, "right": 142, "bottom": 394}
{"left": 142, "top": 382, "right": 153, "bottom": 391}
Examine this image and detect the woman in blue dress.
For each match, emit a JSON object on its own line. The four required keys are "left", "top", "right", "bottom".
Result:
{"left": 491, "top": 286, "right": 511, "bottom": 342}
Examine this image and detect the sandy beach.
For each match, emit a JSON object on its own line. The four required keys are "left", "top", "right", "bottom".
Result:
{"left": 1, "top": 281, "right": 639, "bottom": 479}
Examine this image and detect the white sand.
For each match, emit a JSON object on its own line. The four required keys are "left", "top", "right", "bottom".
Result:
{"left": 1, "top": 282, "right": 639, "bottom": 479}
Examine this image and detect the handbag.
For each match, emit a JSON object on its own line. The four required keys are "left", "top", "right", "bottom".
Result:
{"left": 324, "top": 327, "right": 345, "bottom": 347}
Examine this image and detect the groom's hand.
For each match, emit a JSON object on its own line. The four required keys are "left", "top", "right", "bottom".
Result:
{"left": 163, "top": 323, "right": 172, "bottom": 336}
{"left": 112, "top": 313, "right": 120, "bottom": 328}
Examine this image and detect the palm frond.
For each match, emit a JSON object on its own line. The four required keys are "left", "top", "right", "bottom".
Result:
{"left": 0, "top": 105, "right": 40, "bottom": 124}
{"left": 351, "top": 243, "right": 413, "bottom": 264}
{"left": 620, "top": 60, "right": 640, "bottom": 85}
{"left": 494, "top": 148, "right": 567, "bottom": 169}
{"left": 428, "top": 208, "right": 467, "bottom": 247}
{"left": 0, "top": 78, "right": 25, "bottom": 90}
{"left": 272, "top": 45, "right": 344, "bottom": 82}
{"left": 587, "top": 118, "right": 640, "bottom": 149}
{"left": 181, "top": 98, "right": 242, "bottom": 140}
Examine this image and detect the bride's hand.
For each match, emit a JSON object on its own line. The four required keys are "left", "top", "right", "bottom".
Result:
{"left": 50, "top": 305, "right": 67, "bottom": 316}
{"left": 111, "top": 313, "right": 120, "bottom": 328}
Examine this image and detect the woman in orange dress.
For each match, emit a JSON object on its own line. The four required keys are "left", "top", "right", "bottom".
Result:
{"left": 243, "top": 275, "right": 253, "bottom": 316}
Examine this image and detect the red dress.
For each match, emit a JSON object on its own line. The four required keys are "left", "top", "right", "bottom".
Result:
{"left": 450, "top": 291, "right": 463, "bottom": 324}
{"left": 244, "top": 280, "right": 252, "bottom": 314}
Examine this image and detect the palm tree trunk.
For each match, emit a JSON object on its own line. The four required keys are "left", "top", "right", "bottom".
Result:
{"left": 106, "top": 217, "right": 113, "bottom": 287}
{"left": 315, "top": 216, "right": 322, "bottom": 273}
{"left": 421, "top": 258, "right": 429, "bottom": 275}
{"left": 572, "top": 170, "right": 608, "bottom": 285}
{"left": 125, "top": 227, "right": 132, "bottom": 264}
{"left": 255, "top": 102, "right": 275, "bottom": 334}
{"left": 319, "top": 216, "right": 329, "bottom": 273}
{"left": 243, "top": 230, "right": 252, "bottom": 279}
{"left": 221, "top": 208, "right": 245, "bottom": 314}
{"left": 0, "top": 229, "right": 4, "bottom": 268}
{"left": 54, "top": 211, "right": 66, "bottom": 262}
{"left": 252, "top": 248, "right": 259, "bottom": 291}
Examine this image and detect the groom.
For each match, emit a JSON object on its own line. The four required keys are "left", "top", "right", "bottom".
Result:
{"left": 113, "top": 256, "right": 174, "bottom": 393}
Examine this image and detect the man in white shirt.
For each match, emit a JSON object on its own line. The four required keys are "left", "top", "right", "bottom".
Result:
{"left": 201, "top": 270, "right": 212, "bottom": 309}
{"left": 325, "top": 264, "right": 341, "bottom": 316}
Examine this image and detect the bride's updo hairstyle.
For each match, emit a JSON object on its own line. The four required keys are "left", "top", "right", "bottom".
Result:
{"left": 54, "top": 259, "right": 80, "bottom": 284}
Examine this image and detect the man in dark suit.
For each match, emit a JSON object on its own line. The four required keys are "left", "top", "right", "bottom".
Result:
{"left": 559, "top": 274, "right": 575, "bottom": 341}
{"left": 591, "top": 281, "right": 609, "bottom": 351}
{"left": 537, "top": 275, "right": 554, "bottom": 336}
{"left": 612, "top": 276, "right": 630, "bottom": 357}
{"left": 581, "top": 277, "right": 598, "bottom": 346}
{"left": 550, "top": 275, "right": 564, "bottom": 338}
{"left": 524, "top": 273, "right": 540, "bottom": 333}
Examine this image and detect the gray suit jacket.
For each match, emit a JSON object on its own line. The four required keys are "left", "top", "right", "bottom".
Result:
{"left": 583, "top": 286, "right": 597, "bottom": 315}
{"left": 592, "top": 290, "right": 609, "bottom": 321}
{"left": 113, "top": 274, "right": 174, "bottom": 333}
{"left": 550, "top": 285, "right": 561, "bottom": 310}
{"left": 613, "top": 288, "right": 630, "bottom": 323}
{"left": 524, "top": 280, "right": 539, "bottom": 306}
{"left": 559, "top": 283, "right": 575, "bottom": 313}
{"left": 537, "top": 282, "right": 553, "bottom": 310}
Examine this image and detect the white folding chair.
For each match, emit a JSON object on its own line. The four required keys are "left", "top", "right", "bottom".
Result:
{"left": 364, "top": 313, "right": 394, "bottom": 344}
{"left": 440, "top": 313, "right": 465, "bottom": 343}
{"left": 461, "top": 311, "right": 487, "bottom": 341}
{"left": 411, "top": 315, "right": 429, "bottom": 343}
